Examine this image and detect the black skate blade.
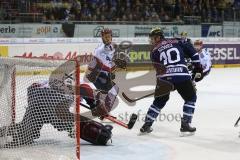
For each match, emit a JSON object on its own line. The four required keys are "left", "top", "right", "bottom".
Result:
{"left": 180, "top": 131, "right": 195, "bottom": 137}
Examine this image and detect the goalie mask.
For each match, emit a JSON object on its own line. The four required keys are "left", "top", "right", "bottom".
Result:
{"left": 101, "top": 28, "right": 112, "bottom": 45}
{"left": 194, "top": 40, "right": 203, "bottom": 52}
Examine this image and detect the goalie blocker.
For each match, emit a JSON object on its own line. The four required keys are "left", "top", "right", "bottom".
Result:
{"left": 0, "top": 82, "right": 113, "bottom": 148}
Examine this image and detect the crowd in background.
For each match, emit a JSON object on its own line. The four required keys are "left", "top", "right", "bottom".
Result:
{"left": 0, "top": 0, "right": 240, "bottom": 23}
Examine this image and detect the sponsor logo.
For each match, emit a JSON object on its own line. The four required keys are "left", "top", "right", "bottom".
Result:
{"left": 36, "top": 26, "right": 59, "bottom": 35}
{"left": 207, "top": 47, "right": 240, "bottom": 60}
{"left": 53, "top": 27, "right": 59, "bottom": 33}
{"left": 208, "top": 31, "right": 221, "bottom": 37}
{"left": 202, "top": 25, "right": 222, "bottom": 37}
{"left": 0, "top": 46, "right": 8, "bottom": 57}
{"left": 14, "top": 52, "right": 93, "bottom": 64}
{"left": 129, "top": 51, "right": 150, "bottom": 63}
{"left": 134, "top": 26, "right": 179, "bottom": 37}
{"left": 134, "top": 26, "right": 152, "bottom": 37}
{"left": 0, "top": 26, "right": 16, "bottom": 33}
{"left": 93, "top": 26, "right": 120, "bottom": 37}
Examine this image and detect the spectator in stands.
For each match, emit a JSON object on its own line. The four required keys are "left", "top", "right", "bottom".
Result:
{"left": 162, "top": 14, "right": 171, "bottom": 22}
{"left": 233, "top": 0, "right": 240, "bottom": 20}
{"left": 159, "top": 7, "right": 167, "bottom": 20}
{"left": 173, "top": 15, "right": 184, "bottom": 24}
{"left": 0, "top": 8, "right": 5, "bottom": 20}
{"left": 151, "top": 13, "right": 161, "bottom": 22}
{"left": 0, "top": 0, "right": 237, "bottom": 23}
{"left": 234, "top": 0, "right": 240, "bottom": 9}
{"left": 211, "top": 6, "right": 219, "bottom": 22}
{"left": 174, "top": 0, "right": 181, "bottom": 18}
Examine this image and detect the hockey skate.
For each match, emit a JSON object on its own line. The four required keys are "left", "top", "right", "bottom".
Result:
{"left": 180, "top": 118, "right": 196, "bottom": 137}
{"left": 139, "top": 122, "right": 153, "bottom": 136}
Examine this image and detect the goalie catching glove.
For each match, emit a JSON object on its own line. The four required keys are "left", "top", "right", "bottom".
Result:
{"left": 113, "top": 52, "right": 129, "bottom": 69}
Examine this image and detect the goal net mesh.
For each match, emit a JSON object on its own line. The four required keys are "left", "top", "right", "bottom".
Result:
{"left": 0, "top": 57, "right": 80, "bottom": 160}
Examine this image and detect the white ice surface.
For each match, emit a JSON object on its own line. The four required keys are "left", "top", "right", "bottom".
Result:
{"left": 81, "top": 68, "right": 240, "bottom": 160}
{"left": 1, "top": 68, "right": 240, "bottom": 160}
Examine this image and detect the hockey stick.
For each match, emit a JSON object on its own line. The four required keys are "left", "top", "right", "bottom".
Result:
{"left": 80, "top": 103, "right": 138, "bottom": 129}
{"left": 122, "top": 92, "right": 155, "bottom": 103}
{"left": 234, "top": 116, "right": 240, "bottom": 127}
{"left": 122, "top": 78, "right": 175, "bottom": 103}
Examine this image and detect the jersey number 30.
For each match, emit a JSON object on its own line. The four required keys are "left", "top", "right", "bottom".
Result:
{"left": 160, "top": 48, "right": 180, "bottom": 65}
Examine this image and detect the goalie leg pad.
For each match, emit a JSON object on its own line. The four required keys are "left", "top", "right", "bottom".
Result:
{"left": 0, "top": 124, "right": 35, "bottom": 148}
{"left": 80, "top": 116, "right": 112, "bottom": 145}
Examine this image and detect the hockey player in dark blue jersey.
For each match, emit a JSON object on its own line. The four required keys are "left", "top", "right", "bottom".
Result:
{"left": 140, "top": 28, "right": 203, "bottom": 135}
{"left": 180, "top": 31, "right": 192, "bottom": 44}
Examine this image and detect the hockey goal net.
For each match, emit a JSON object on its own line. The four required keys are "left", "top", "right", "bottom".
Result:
{"left": 0, "top": 57, "right": 80, "bottom": 160}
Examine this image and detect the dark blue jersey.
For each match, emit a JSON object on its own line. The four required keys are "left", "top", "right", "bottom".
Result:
{"left": 151, "top": 38, "right": 200, "bottom": 83}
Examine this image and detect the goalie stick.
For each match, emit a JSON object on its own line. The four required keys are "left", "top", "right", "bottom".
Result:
{"left": 80, "top": 103, "right": 138, "bottom": 129}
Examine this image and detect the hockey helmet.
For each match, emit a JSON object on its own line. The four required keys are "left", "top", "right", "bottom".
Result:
{"left": 149, "top": 27, "right": 164, "bottom": 38}
{"left": 180, "top": 31, "right": 188, "bottom": 37}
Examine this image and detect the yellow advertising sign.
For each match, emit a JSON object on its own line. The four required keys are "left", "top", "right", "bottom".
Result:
{"left": 0, "top": 46, "right": 8, "bottom": 57}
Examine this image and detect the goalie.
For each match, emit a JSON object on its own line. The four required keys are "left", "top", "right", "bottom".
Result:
{"left": 0, "top": 80, "right": 113, "bottom": 148}
{"left": 86, "top": 28, "right": 129, "bottom": 111}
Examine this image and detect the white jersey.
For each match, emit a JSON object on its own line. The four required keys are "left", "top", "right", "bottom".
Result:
{"left": 88, "top": 42, "right": 116, "bottom": 73}
{"left": 199, "top": 48, "right": 212, "bottom": 73}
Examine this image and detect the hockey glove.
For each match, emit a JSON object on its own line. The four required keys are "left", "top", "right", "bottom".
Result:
{"left": 154, "top": 63, "right": 166, "bottom": 75}
{"left": 86, "top": 69, "right": 100, "bottom": 83}
{"left": 109, "top": 72, "right": 115, "bottom": 80}
{"left": 192, "top": 63, "right": 203, "bottom": 81}
{"left": 91, "top": 92, "right": 109, "bottom": 117}
{"left": 113, "top": 52, "right": 129, "bottom": 69}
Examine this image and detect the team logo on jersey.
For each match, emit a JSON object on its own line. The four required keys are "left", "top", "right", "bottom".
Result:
{"left": 106, "top": 56, "right": 111, "bottom": 61}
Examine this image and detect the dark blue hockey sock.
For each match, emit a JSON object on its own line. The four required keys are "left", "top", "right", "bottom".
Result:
{"left": 145, "top": 104, "right": 161, "bottom": 125}
{"left": 183, "top": 101, "right": 195, "bottom": 123}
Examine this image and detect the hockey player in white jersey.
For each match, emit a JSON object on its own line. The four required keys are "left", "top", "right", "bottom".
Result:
{"left": 86, "top": 28, "right": 128, "bottom": 112}
{"left": 192, "top": 40, "right": 212, "bottom": 82}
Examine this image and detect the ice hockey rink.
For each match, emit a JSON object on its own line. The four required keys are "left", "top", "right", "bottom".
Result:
{"left": 1, "top": 67, "right": 240, "bottom": 160}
